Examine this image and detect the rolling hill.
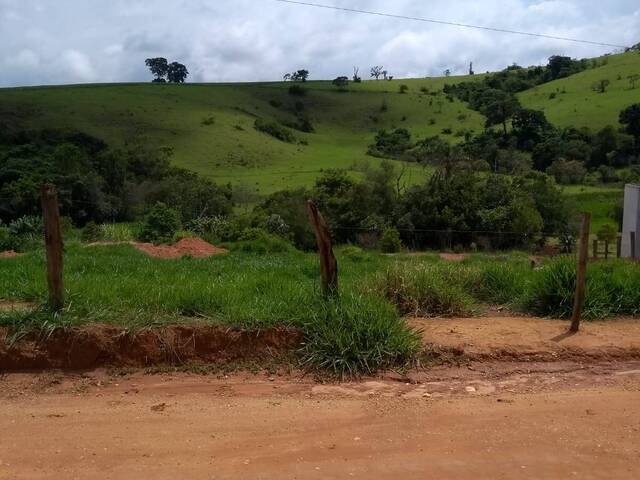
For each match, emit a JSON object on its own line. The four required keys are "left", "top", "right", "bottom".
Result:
{"left": 1, "top": 51, "right": 638, "bottom": 228}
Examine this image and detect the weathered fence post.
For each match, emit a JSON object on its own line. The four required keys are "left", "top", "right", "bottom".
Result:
{"left": 306, "top": 200, "right": 338, "bottom": 297}
{"left": 631, "top": 232, "right": 637, "bottom": 260}
{"left": 41, "top": 184, "right": 64, "bottom": 311}
{"left": 570, "top": 212, "right": 591, "bottom": 333}
{"left": 592, "top": 239, "right": 598, "bottom": 260}
{"left": 604, "top": 239, "right": 609, "bottom": 260}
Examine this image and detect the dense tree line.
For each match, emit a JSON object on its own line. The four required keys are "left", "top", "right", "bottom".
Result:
{"left": 0, "top": 130, "right": 231, "bottom": 225}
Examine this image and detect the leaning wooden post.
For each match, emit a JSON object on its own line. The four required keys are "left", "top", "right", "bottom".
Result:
{"left": 305, "top": 200, "right": 338, "bottom": 297}
{"left": 41, "top": 184, "right": 64, "bottom": 311}
{"left": 570, "top": 212, "right": 591, "bottom": 333}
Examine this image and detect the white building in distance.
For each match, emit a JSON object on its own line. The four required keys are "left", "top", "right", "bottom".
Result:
{"left": 622, "top": 184, "right": 640, "bottom": 258}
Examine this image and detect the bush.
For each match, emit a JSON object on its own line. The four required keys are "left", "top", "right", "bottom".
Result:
{"left": 300, "top": 294, "right": 420, "bottom": 377}
{"left": 254, "top": 118, "right": 297, "bottom": 143}
{"left": 399, "top": 84, "right": 409, "bottom": 94}
{"left": 380, "top": 228, "right": 402, "bottom": 253}
{"left": 139, "top": 202, "right": 181, "bottom": 244}
{"left": 228, "top": 228, "right": 294, "bottom": 253}
{"left": 0, "top": 227, "right": 18, "bottom": 251}
{"left": 546, "top": 159, "right": 587, "bottom": 184}
{"left": 82, "top": 222, "right": 102, "bottom": 242}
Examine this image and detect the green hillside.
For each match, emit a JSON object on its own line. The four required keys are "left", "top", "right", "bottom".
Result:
{"left": 0, "top": 75, "right": 484, "bottom": 195}
{"left": 519, "top": 51, "right": 640, "bottom": 130}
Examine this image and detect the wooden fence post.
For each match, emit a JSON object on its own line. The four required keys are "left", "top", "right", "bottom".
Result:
{"left": 617, "top": 236, "right": 622, "bottom": 258}
{"left": 306, "top": 200, "right": 338, "bottom": 297}
{"left": 592, "top": 239, "right": 598, "bottom": 259}
{"left": 632, "top": 232, "right": 637, "bottom": 260}
{"left": 570, "top": 212, "right": 591, "bottom": 333}
{"left": 41, "top": 184, "right": 64, "bottom": 311}
{"left": 604, "top": 240, "right": 609, "bottom": 260}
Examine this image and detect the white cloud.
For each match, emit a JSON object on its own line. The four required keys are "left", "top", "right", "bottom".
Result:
{"left": 61, "top": 50, "right": 97, "bottom": 82}
{"left": 0, "top": 0, "right": 637, "bottom": 87}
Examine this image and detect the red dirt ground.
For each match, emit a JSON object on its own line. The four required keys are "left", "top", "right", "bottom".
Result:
{"left": 132, "top": 237, "right": 227, "bottom": 259}
{"left": 1, "top": 362, "right": 639, "bottom": 479}
{"left": 0, "top": 250, "right": 21, "bottom": 258}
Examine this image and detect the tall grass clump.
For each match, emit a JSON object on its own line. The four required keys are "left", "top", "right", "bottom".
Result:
{"left": 522, "top": 256, "right": 632, "bottom": 319}
{"left": 467, "top": 261, "right": 529, "bottom": 305}
{"left": 378, "top": 263, "right": 474, "bottom": 317}
{"left": 300, "top": 294, "right": 420, "bottom": 377}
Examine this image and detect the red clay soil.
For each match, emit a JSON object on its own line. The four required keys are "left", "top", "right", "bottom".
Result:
{"left": 412, "top": 316, "right": 640, "bottom": 362}
{"left": 0, "top": 250, "right": 21, "bottom": 258}
{"left": 0, "top": 324, "right": 302, "bottom": 371}
{"left": 132, "top": 237, "right": 227, "bottom": 259}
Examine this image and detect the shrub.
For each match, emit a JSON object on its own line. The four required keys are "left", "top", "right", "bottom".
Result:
{"left": 546, "top": 159, "right": 587, "bottom": 184}
{"left": 228, "top": 228, "right": 294, "bottom": 253}
{"left": 201, "top": 116, "right": 215, "bottom": 126}
{"left": 0, "top": 227, "right": 18, "bottom": 251}
{"left": 380, "top": 228, "right": 402, "bottom": 253}
{"left": 82, "top": 222, "right": 102, "bottom": 242}
{"left": 254, "top": 118, "right": 297, "bottom": 143}
{"left": 139, "top": 202, "right": 181, "bottom": 244}
{"left": 399, "top": 84, "right": 409, "bottom": 94}
{"left": 300, "top": 294, "right": 420, "bottom": 377}
{"left": 441, "top": 128, "right": 453, "bottom": 135}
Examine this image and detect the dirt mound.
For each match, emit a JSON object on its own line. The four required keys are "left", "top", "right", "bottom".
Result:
{"left": 0, "top": 250, "right": 21, "bottom": 258}
{"left": 133, "top": 237, "right": 228, "bottom": 259}
{"left": 0, "top": 324, "right": 302, "bottom": 371}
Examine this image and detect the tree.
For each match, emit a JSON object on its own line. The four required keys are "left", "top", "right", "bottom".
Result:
{"left": 592, "top": 79, "right": 610, "bottom": 93}
{"left": 444, "top": 69, "right": 451, "bottom": 77}
{"left": 370, "top": 66, "right": 384, "bottom": 80}
{"left": 547, "top": 55, "right": 574, "bottom": 80}
{"left": 145, "top": 58, "right": 168, "bottom": 82}
{"left": 353, "top": 67, "right": 362, "bottom": 83}
{"left": 629, "top": 74, "right": 640, "bottom": 89}
{"left": 167, "top": 62, "right": 189, "bottom": 83}
{"left": 620, "top": 104, "right": 640, "bottom": 153}
{"left": 332, "top": 76, "right": 349, "bottom": 89}
{"left": 511, "top": 108, "right": 553, "bottom": 150}
{"left": 290, "top": 69, "right": 309, "bottom": 82}
{"left": 479, "top": 89, "right": 521, "bottom": 136}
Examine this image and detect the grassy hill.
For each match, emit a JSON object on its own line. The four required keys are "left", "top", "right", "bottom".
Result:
{"left": 2, "top": 53, "right": 638, "bottom": 229}
{"left": 519, "top": 51, "right": 640, "bottom": 130}
{"left": 0, "top": 75, "right": 484, "bottom": 195}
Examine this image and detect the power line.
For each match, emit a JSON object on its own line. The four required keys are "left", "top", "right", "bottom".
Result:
{"left": 272, "top": 0, "right": 630, "bottom": 49}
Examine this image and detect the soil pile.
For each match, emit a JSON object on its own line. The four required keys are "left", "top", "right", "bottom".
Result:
{"left": 133, "top": 237, "right": 227, "bottom": 259}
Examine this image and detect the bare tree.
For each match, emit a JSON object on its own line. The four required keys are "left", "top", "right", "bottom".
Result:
{"left": 371, "top": 66, "right": 384, "bottom": 80}
{"left": 353, "top": 67, "right": 362, "bottom": 83}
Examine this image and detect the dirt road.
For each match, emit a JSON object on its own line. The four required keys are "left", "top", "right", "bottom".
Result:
{"left": 2, "top": 362, "right": 639, "bottom": 480}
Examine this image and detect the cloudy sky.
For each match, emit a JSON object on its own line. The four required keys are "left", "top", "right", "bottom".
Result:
{"left": 0, "top": 0, "right": 638, "bottom": 87}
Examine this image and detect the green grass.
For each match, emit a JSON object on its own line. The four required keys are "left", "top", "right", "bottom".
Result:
{"left": 0, "top": 76, "right": 483, "bottom": 196}
{"left": 519, "top": 52, "right": 640, "bottom": 130}
{"left": 563, "top": 184, "right": 623, "bottom": 231}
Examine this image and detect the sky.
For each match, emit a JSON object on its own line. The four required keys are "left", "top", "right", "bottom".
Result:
{"left": 0, "top": 0, "right": 638, "bottom": 87}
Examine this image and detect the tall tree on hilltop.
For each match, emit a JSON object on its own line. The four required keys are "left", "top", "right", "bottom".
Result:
{"left": 167, "top": 62, "right": 189, "bottom": 83}
{"left": 145, "top": 58, "right": 168, "bottom": 82}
